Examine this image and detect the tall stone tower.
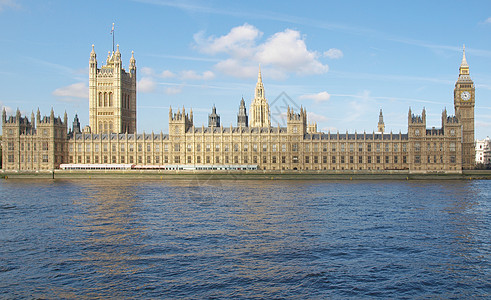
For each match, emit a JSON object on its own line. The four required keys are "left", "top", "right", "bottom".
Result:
{"left": 89, "top": 44, "right": 136, "bottom": 134}
{"left": 250, "top": 65, "right": 270, "bottom": 127}
{"left": 454, "top": 45, "right": 475, "bottom": 169}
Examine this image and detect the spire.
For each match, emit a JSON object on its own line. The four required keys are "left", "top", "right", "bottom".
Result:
{"left": 3, "top": 107, "right": 7, "bottom": 124}
{"left": 258, "top": 64, "right": 262, "bottom": 83}
{"left": 461, "top": 44, "right": 468, "bottom": 67}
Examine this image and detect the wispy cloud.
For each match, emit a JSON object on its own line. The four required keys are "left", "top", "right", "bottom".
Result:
{"left": 180, "top": 70, "right": 215, "bottom": 80}
{"left": 138, "top": 77, "right": 157, "bottom": 93}
{"left": 165, "top": 86, "right": 182, "bottom": 95}
{"left": 324, "top": 48, "right": 343, "bottom": 59}
{"left": 135, "top": 0, "right": 491, "bottom": 59}
{"left": 299, "top": 91, "right": 331, "bottom": 103}
{"left": 52, "top": 82, "right": 88, "bottom": 99}
{"left": 0, "top": 0, "right": 20, "bottom": 12}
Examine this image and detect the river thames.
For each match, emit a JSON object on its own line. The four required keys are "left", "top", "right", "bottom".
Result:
{"left": 0, "top": 179, "right": 489, "bottom": 299}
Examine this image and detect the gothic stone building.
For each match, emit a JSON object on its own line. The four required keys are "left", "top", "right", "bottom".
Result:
{"left": 1, "top": 45, "right": 475, "bottom": 173}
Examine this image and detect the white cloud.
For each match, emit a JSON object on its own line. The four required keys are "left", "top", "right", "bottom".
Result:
{"left": 52, "top": 82, "right": 88, "bottom": 99}
{"left": 299, "top": 91, "right": 331, "bottom": 103}
{"left": 195, "top": 24, "right": 329, "bottom": 79}
{"left": 194, "top": 23, "right": 261, "bottom": 58}
{"left": 308, "top": 112, "right": 328, "bottom": 123}
{"left": 161, "top": 70, "right": 175, "bottom": 78}
{"left": 255, "top": 29, "right": 328, "bottom": 75}
{"left": 324, "top": 48, "right": 343, "bottom": 59}
{"left": 138, "top": 77, "right": 157, "bottom": 93}
{"left": 165, "top": 86, "right": 182, "bottom": 95}
{"left": 140, "top": 67, "right": 155, "bottom": 76}
{"left": 484, "top": 17, "right": 491, "bottom": 24}
{"left": 0, "top": 0, "right": 19, "bottom": 12}
{"left": 180, "top": 70, "right": 215, "bottom": 80}
{"left": 0, "top": 101, "right": 13, "bottom": 115}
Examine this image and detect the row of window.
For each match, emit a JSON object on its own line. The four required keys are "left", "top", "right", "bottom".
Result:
{"left": 69, "top": 154, "right": 415, "bottom": 165}
{"left": 68, "top": 142, "right": 416, "bottom": 153}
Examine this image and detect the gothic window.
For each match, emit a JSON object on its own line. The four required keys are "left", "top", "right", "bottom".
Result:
{"left": 358, "top": 156, "right": 363, "bottom": 164}
{"left": 253, "top": 144, "right": 258, "bottom": 152}
{"left": 187, "top": 156, "right": 192, "bottom": 163}
{"left": 109, "top": 122, "right": 113, "bottom": 132}
{"left": 244, "top": 144, "right": 248, "bottom": 152}
{"left": 109, "top": 93, "right": 113, "bottom": 107}
{"left": 174, "top": 143, "right": 180, "bottom": 152}
{"left": 263, "top": 156, "right": 267, "bottom": 163}
{"left": 415, "top": 129, "right": 420, "bottom": 136}
{"left": 332, "top": 156, "right": 336, "bottom": 164}
{"left": 86, "top": 144, "right": 91, "bottom": 152}
{"left": 415, "top": 156, "right": 421, "bottom": 164}
{"left": 292, "top": 144, "right": 298, "bottom": 152}
{"left": 155, "top": 144, "right": 160, "bottom": 152}
{"left": 323, "top": 144, "right": 328, "bottom": 152}
{"left": 368, "top": 156, "right": 372, "bottom": 163}
{"left": 104, "top": 92, "right": 108, "bottom": 107}
{"left": 187, "top": 144, "right": 192, "bottom": 152}
{"left": 350, "top": 144, "right": 354, "bottom": 152}
{"left": 394, "top": 144, "right": 399, "bottom": 152}
{"left": 103, "top": 144, "right": 108, "bottom": 152}
{"left": 215, "top": 145, "right": 220, "bottom": 152}
{"left": 147, "top": 144, "right": 151, "bottom": 152}
{"left": 272, "top": 144, "right": 277, "bottom": 152}
{"left": 292, "top": 156, "right": 298, "bottom": 163}
{"left": 449, "top": 143, "right": 456, "bottom": 152}
{"left": 341, "top": 144, "right": 345, "bottom": 152}
{"left": 112, "top": 144, "right": 117, "bottom": 152}
{"left": 282, "top": 156, "right": 287, "bottom": 164}
{"left": 305, "top": 144, "right": 310, "bottom": 152}
{"left": 234, "top": 144, "right": 239, "bottom": 152}
{"left": 385, "top": 144, "right": 390, "bottom": 152}
{"left": 263, "top": 144, "right": 267, "bottom": 152}
{"left": 95, "top": 144, "right": 99, "bottom": 152}
{"left": 341, "top": 156, "right": 345, "bottom": 164}
{"left": 272, "top": 156, "right": 277, "bottom": 164}
{"left": 42, "top": 155, "right": 49, "bottom": 163}
{"left": 350, "top": 156, "right": 354, "bottom": 164}
{"left": 121, "top": 144, "right": 125, "bottom": 152}
{"left": 415, "top": 143, "right": 421, "bottom": 152}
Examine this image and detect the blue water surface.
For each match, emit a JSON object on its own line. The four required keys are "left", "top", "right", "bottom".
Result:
{"left": 0, "top": 179, "right": 490, "bottom": 299}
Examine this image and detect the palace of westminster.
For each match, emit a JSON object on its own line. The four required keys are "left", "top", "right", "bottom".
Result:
{"left": 1, "top": 43, "right": 476, "bottom": 173}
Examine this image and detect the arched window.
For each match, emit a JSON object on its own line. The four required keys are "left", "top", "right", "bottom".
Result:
{"left": 109, "top": 92, "right": 113, "bottom": 107}
{"left": 99, "top": 122, "right": 102, "bottom": 132}
{"left": 98, "top": 93, "right": 102, "bottom": 106}
{"left": 109, "top": 122, "right": 113, "bottom": 132}
{"left": 104, "top": 92, "right": 108, "bottom": 107}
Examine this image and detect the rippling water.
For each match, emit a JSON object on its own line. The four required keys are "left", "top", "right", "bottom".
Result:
{"left": 0, "top": 178, "right": 490, "bottom": 299}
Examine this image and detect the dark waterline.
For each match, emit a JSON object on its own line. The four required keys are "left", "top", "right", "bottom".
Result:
{"left": 0, "top": 179, "right": 490, "bottom": 299}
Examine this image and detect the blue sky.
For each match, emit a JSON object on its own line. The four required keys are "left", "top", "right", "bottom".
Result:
{"left": 1, "top": 0, "right": 491, "bottom": 139}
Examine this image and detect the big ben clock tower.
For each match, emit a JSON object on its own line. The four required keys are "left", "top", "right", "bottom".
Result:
{"left": 454, "top": 45, "right": 475, "bottom": 169}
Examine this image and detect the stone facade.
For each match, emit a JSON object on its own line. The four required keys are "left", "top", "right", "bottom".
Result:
{"left": 1, "top": 45, "right": 474, "bottom": 173}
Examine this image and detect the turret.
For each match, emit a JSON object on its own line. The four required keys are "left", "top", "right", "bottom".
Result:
{"left": 129, "top": 51, "right": 136, "bottom": 76}
{"left": 377, "top": 109, "right": 385, "bottom": 133}
{"left": 237, "top": 97, "right": 248, "bottom": 127}
{"left": 3, "top": 107, "right": 7, "bottom": 124}
{"left": 208, "top": 105, "right": 220, "bottom": 127}
{"left": 36, "top": 108, "right": 41, "bottom": 124}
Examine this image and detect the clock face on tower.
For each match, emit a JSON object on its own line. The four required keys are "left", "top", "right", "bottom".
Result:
{"left": 461, "top": 91, "right": 471, "bottom": 101}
